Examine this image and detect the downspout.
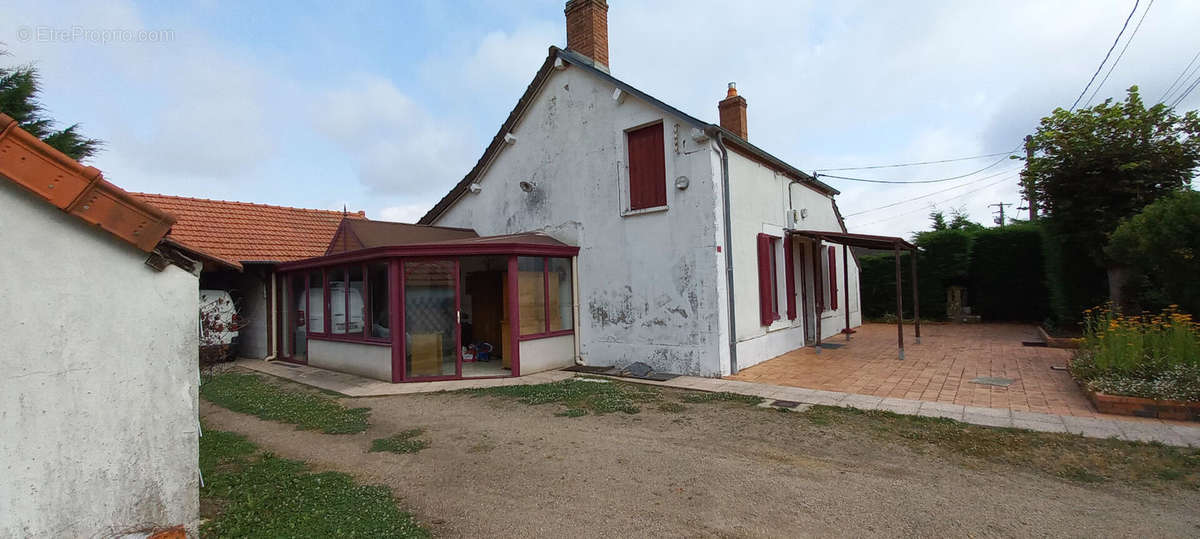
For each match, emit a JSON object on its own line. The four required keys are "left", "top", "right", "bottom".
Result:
{"left": 263, "top": 271, "right": 277, "bottom": 362}
{"left": 572, "top": 255, "right": 583, "bottom": 365}
{"left": 712, "top": 129, "right": 738, "bottom": 374}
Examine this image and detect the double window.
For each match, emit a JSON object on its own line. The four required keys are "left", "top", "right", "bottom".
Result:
{"left": 517, "top": 256, "right": 574, "bottom": 338}
{"left": 626, "top": 122, "right": 667, "bottom": 211}
{"left": 757, "top": 234, "right": 798, "bottom": 326}
{"left": 304, "top": 261, "right": 391, "bottom": 342}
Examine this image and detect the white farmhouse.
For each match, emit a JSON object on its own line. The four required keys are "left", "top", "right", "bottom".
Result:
{"left": 418, "top": 0, "right": 880, "bottom": 376}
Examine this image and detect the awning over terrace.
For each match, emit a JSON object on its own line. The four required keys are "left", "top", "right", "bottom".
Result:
{"left": 789, "top": 229, "right": 920, "bottom": 360}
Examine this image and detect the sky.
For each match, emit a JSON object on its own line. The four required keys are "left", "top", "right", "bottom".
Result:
{"left": 4, "top": 0, "right": 1199, "bottom": 236}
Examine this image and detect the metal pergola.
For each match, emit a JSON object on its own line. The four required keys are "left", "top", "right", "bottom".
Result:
{"left": 789, "top": 230, "right": 920, "bottom": 360}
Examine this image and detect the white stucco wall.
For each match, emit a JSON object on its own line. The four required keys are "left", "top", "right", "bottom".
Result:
{"left": 309, "top": 340, "right": 392, "bottom": 381}
{"left": 519, "top": 334, "right": 576, "bottom": 374}
{"left": 0, "top": 181, "right": 199, "bottom": 537}
{"left": 726, "top": 150, "right": 861, "bottom": 371}
{"left": 434, "top": 65, "right": 727, "bottom": 376}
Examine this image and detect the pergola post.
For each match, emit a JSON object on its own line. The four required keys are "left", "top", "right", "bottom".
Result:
{"left": 813, "top": 242, "right": 822, "bottom": 354}
{"left": 842, "top": 243, "right": 850, "bottom": 341}
{"left": 894, "top": 243, "right": 905, "bottom": 360}
{"left": 910, "top": 247, "right": 921, "bottom": 345}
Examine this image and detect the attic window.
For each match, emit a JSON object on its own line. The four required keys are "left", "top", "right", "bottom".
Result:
{"left": 626, "top": 122, "right": 666, "bottom": 211}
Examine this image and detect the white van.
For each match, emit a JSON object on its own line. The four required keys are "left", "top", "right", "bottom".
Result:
{"left": 307, "top": 282, "right": 364, "bottom": 335}
{"left": 199, "top": 289, "right": 240, "bottom": 361}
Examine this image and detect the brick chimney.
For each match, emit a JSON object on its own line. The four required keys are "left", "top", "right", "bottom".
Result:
{"left": 565, "top": 0, "right": 609, "bottom": 71}
{"left": 718, "top": 82, "right": 748, "bottom": 139}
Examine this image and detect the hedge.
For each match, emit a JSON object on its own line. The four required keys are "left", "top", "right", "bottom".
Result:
{"left": 968, "top": 224, "right": 1049, "bottom": 322}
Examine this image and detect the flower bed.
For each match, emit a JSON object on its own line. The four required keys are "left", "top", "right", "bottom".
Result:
{"left": 1070, "top": 305, "right": 1200, "bottom": 420}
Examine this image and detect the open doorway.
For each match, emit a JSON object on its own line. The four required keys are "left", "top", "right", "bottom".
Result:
{"left": 459, "top": 255, "right": 511, "bottom": 378}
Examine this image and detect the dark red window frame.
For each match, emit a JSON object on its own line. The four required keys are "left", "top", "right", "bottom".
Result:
{"left": 518, "top": 256, "right": 575, "bottom": 341}
{"left": 305, "top": 261, "right": 390, "bottom": 346}
{"left": 757, "top": 233, "right": 782, "bottom": 326}
{"left": 626, "top": 122, "right": 667, "bottom": 211}
{"left": 828, "top": 245, "right": 839, "bottom": 311}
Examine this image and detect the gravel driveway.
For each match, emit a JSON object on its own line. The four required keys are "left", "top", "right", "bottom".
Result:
{"left": 200, "top": 386, "right": 1200, "bottom": 538}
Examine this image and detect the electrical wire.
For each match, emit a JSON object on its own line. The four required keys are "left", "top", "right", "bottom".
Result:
{"left": 1085, "top": 0, "right": 1154, "bottom": 107}
{"left": 851, "top": 174, "right": 1019, "bottom": 227}
{"left": 1169, "top": 70, "right": 1200, "bottom": 107}
{"left": 813, "top": 150, "right": 1016, "bottom": 172}
{"left": 843, "top": 166, "right": 1023, "bottom": 217}
{"left": 1159, "top": 49, "right": 1200, "bottom": 104}
{"left": 815, "top": 144, "right": 1020, "bottom": 184}
{"left": 1071, "top": 0, "right": 1140, "bottom": 111}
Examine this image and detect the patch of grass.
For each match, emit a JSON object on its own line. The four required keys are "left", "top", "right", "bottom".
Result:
{"left": 555, "top": 408, "right": 588, "bottom": 418}
{"left": 370, "top": 429, "right": 430, "bottom": 454}
{"left": 469, "top": 378, "right": 662, "bottom": 415}
{"left": 797, "top": 405, "right": 1200, "bottom": 489}
{"left": 200, "top": 426, "right": 428, "bottom": 538}
{"left": 201, "top": 373, "right": 370, "bottom": 434}
{"left": 679, "top": 391, "right": 764, "bottom": 405}
{"left": 657, "top": 402, "right": 687, "bottom": 413}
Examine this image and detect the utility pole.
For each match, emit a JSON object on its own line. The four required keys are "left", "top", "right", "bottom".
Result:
{"left": 989, "top": 202, "right": 1013, "bottom": 227}
{"left": 1023, "top": 135, "right": 1038, "bottom": 221}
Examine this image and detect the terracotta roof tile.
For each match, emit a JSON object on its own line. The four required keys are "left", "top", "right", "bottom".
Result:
{"left": 130, "top": 193, "right": 366, "bottom": 263}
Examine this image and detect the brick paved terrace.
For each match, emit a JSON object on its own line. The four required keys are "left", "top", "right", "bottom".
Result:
{"left": 728, "top": 323, "right": 1104, "bottom": 417}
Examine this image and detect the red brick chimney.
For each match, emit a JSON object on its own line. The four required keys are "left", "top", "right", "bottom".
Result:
{"left": 565, "top": 0, "right": 609, "bottom": 71}
{"left": 719, "top": 83, "right": 748, "bottom": 139}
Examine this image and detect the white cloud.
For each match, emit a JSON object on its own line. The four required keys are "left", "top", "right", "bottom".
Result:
{"left": 379, "top": 203, "right": 434, "bottom": 224}
{"left": 312, "top": 76, "right": 474, "bottom": 198}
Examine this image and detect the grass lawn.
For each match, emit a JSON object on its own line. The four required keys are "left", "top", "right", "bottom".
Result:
{"left": 800, "top": 405, "right": 1200, "bottom": 489}
{"left": 200, "top": 425, "right": 428, "bottom": 538}
{"left": 200, "top": 373, "right": 369, "bottom": 434}
{"left": 467, "top": 377, "right": 763, "bottom": 416}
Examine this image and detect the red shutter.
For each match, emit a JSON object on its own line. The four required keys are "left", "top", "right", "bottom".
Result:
{"left": 627, "top": 123, "right": 666, "bottom": 210}
{"left": 784, "top": 237, "right": 796, "bottom": 320}
{"left": 828, "top": 246, "right": 838, "bottom": 311}
{"left": 757, "top": 234, "right": 773, "bottom": 326}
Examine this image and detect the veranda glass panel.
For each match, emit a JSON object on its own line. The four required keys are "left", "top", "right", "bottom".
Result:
{"left": 517, "top": 256, "right": 546, "bottom": 335}
{"left": 405, "top": 261, "right": 457, "bottom": 378}
{"left": 368, "top": 262, "right": 390, "bottom": 339}
{"left": 328, "top": 267, "right": 347, "bottom": 334}
{"left": 548, "top": 258, "right": 573, "bottom": 331}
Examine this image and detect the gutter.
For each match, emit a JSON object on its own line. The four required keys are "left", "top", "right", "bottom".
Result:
{"left": 711, "top": 129, "right": 739, "bottom": 374}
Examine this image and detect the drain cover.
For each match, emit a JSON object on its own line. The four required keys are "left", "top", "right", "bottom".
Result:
{"left": 817, "top": 343, "right": 844, "bottom": 349}
{"left": 771, "top": 400, "right": 802, "bottom": 408}
{"left": 969, "top": 376, "right": 1014, "bottom": 387}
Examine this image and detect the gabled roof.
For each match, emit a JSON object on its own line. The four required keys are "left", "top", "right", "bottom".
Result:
{"left": 131, "top": 192, "right": 366, "bottom": 265}
{"left": 327, "top": 218, "right": 478, "bottom": 254}
{"left": 417, "top": 46, "right": 837, "bottom": 225}
{"left": 0, "top": 113, "right": 175, "bottom": 253}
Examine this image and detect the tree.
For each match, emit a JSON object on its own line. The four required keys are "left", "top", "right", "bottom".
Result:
{"left": 0, "top": 52, "right": 102, "bottom": 161}
{"left": 1105, "top": 190, "right": 1200, "bottom": 315}
{"left": 1021, "top": 86, "right": 1200, "bottom": 322}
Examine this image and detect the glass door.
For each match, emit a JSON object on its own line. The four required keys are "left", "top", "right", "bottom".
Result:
{"left": 290, "top": 273, "right": 308, "bottom": 363}
{"left": 403, "top": 260, "right": 460, "bottom": 379}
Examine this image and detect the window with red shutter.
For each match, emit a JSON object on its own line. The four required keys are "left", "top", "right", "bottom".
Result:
{"left": 828, "top": 245, "right": 838, "bottom": 311}
{"left": 626, "top": 123, "right": 666, "bottom": 210}
{"left": 757, "top": 233, "right": 781, "bottom": 325}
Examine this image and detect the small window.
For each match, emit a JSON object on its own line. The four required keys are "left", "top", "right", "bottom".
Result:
{"left": 626, "top": 123, "right": 666, "bottom": 210}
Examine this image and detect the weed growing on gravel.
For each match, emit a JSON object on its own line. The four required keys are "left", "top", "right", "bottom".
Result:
{"left": 470, "top": 378, "right": 662, "bottom": 415}
{"left": 371, "top": 429, "right": 430, "bottom": 454}
{"left": 798, "top": 405, "right": 1200, "bottom": 489}
{"left": 200, "top": 425, "right": 428, "bottom": 538}
{"left": 201, "top": 373, "right": 370, "bottom": 434}
{"left": 679, "top": 391, "right": 764, "bottom": 405}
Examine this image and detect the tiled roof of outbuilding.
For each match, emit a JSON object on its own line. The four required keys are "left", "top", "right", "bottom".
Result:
{"left": 131, "top": 192, "right": 366, "bottom": 264}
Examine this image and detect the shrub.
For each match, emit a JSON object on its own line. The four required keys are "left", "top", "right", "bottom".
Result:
{"left": 1072, "top": 305, "right": 1200, "bottom": 401}
{"left": 1106, "top": 190, "right": 1200, "bottom": 316}
{"left": 968, "top": 224, "right": 1049, "bottom": 321}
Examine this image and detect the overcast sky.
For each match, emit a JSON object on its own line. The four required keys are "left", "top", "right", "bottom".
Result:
{"left": 4, "top": 0, "right": 1198, "bottom": 236}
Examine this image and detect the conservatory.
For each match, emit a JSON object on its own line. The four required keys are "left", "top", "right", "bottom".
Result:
{"left": 274, "top": 219, "right": 579, "bottom": 382}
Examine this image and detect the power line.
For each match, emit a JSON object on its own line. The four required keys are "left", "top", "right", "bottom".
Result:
{"left": 843, "top": 166, "right": 1021, "bottom": 217}
{"left": 852, "top": 174, "right": 1018, "bottom": 227}
{"left": 816, "top": 149, "right": 1017, "bottom": 184}
{"left": 1159, "top": 49, "right": 1200, "bottom": 104}
{"left": 1085, "top": 0, "right": 1154, "bottom": 107}
{"left": 1169, "top": 70, "right": 1200, "bottom": 107}
{"left": 1071, "top": 0, "right": 1140, "bottom": 111}
{"left": 813, "top": 150, "right": 1016, "bottom": 172}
